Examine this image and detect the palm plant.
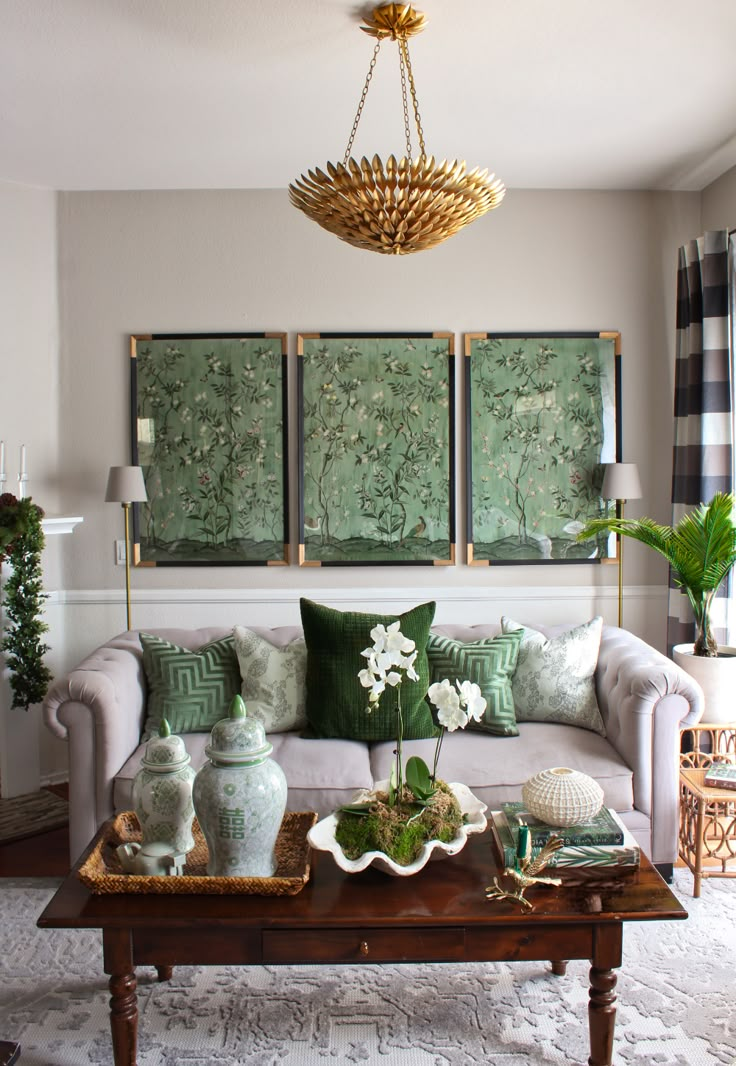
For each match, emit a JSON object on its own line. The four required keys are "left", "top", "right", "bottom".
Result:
{"left": 578, "top": 491, "right": 736, "bottom": 657}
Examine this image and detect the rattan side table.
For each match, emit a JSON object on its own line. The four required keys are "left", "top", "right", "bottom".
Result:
{"left": 679, "top": 723, "right": 736, "bottom": 897}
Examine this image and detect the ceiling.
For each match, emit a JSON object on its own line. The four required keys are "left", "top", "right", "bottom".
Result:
{"left": 3, "top": 0, "right": 736, "bottom": 193}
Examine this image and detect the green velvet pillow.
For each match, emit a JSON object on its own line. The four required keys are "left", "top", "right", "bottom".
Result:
{"left": 426, "top": 630, "right": 523, "bottom": 736}
{"left": 300, "top": 598, "right": 437, "bottom": 741}
{"left": 140, "top": 633, "right": 242, "bottom": 738}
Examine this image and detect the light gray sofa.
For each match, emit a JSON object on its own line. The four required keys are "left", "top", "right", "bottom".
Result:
{"left": 43, "top": 621, "right": 704, "bottom": 873}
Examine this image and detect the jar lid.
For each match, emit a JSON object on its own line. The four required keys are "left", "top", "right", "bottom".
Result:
{"left": 141, "top": 718, "right": 191, "bottom": 771}
{"left": 205, "top": 694, "right": 273, "bottom": 766}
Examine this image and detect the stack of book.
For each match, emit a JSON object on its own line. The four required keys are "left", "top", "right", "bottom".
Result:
{"left": 703, "top": 762, "right": 736, "bottom": 790}
{"left": 490, "top": 801, "right": 640, "bottom": 873}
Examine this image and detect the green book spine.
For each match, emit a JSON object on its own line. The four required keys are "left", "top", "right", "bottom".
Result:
{"left": 500, "top": 800, "right": 624, "bottom": 846}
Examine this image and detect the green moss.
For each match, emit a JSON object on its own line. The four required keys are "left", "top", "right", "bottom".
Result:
{"left": 334, "top": 780, "right": 463, "bottom": 867}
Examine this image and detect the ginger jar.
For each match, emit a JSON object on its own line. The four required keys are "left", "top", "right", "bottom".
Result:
{"left": 193, "top": 694, "right": 287, "bottom": 877}
{"left": 132, "top": 718, "right": 196, "bottom": 854}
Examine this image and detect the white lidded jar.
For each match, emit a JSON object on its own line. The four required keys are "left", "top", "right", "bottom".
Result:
{"left": 193, "top": 694, "right": 287, "bottom": 877}
{"left": 132, "top": 718, "right": 196, "bottom": 854}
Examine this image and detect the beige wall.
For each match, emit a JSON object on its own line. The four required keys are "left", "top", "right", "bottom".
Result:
{"left": 2, "top": 184, "right": 707, "bottom": 781}
{"left": 702, "top": 164, "right": 736, "bottom": 230}
{"left": 0, "top": 179, "right": 63, "bottom": 587}
{"left": 57, "top": 187, "right": 700, "bottom": 604}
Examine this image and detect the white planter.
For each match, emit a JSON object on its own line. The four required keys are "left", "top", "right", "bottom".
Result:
{"left": 673, "top": 643, "right": 736, "bottom": 724}
{"left": 307, "top": 781, "right": 488, "bottom": 877}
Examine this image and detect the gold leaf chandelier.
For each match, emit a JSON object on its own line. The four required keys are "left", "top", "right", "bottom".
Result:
{"left": 289, "top": 3, "right": 505, "bottom": 256}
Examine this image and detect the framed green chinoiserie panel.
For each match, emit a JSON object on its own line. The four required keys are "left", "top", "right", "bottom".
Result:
{"left": 465, "top": 332, "right": 620, "bottom": 565}
{"left": 131, "top": 333, "right": 288, "bottom": 566}
{"left": 298, "top": 332, "right": 456, "bottom": 565}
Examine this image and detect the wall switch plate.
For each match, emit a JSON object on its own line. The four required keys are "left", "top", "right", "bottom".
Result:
{"left": 115, "top": 539, "right": 127, "bottom": 566}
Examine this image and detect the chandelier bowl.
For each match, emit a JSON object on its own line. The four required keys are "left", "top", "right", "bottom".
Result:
{"left": 289, "top": 153, "right": 506, "bottom": 255}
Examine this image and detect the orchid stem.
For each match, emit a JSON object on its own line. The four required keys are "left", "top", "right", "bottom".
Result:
{"left": 432, "top": 727, "right": 445, "bottom": 783}
{"left": 396, "top": 685, "right": 404, "bottom": 804}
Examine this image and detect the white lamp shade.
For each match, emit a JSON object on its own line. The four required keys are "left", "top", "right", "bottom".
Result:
{"left": 105, "top": 465, "right": 147, "bottom": 504}
{"left": 601, "top": 462, "right": 642, "bottom": 502}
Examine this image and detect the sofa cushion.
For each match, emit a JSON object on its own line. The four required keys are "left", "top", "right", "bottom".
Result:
{"left": 426, "top": 630, "right": 523, "bottom": 736}
{"left": 140, "top": 632, "right": 241, "bottom": 739}
{"left": 233, "top": 626, "right": 307, "bottom": 733}
{"left": 368, "top": 722, "right": 634, "bottom": 813}
{"left": 501, "top": 616, "right": 606, "bottom": 736}
{"left": 114, "top": 732, "right": 374, "bottom": 820}
{"left": 299, "top": 598, "right": 437, "bottom": 741}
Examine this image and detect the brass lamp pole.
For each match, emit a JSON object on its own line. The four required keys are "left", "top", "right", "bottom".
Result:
{"left": 105, "top": 466, "right": 147, "bottom": 632}
{"left": 601, "top": 463, "right": 642, "bottom": 628}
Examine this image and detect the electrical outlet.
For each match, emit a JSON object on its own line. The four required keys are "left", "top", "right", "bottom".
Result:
{"left": 115, "top": 539, "right": 127, "bottom": 566}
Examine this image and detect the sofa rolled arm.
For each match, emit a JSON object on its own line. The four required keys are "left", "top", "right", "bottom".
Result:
{"left": 43, "top": 634, "right": 147, "bottom": 862}
{"left": 596, "top": 628, "right": 704, "bottom": 865}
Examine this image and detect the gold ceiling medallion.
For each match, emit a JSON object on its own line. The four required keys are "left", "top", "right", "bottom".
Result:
{"left": 288, "top": 3, "right": 505, "bottom": 256}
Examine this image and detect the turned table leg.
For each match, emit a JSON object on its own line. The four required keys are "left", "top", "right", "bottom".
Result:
{"left": 103, "top": 930, "right": 138, "bottom": 1066}
{"left": 588, "top": 924, "right": 622, "bottom": 1066}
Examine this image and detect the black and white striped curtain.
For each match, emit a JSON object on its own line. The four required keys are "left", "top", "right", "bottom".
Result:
{"left": 667, "top": 229, "right": 735, "bottom": 654}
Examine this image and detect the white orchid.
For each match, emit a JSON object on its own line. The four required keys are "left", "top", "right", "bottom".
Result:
{"left": 357, "top": 623, "right": 422, "bottom": 803}
{"left": 427, "top": 679, "right": 467, "bottom": 731}
{"left": 427, "top": 677, "right": 488, "bottom": 782}
{"left": 456, "top": 679, "right": 487, "bottom": 723}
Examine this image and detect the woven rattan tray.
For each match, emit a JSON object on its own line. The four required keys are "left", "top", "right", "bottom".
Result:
{"left": 78, "top": 810, "right": 318, "bottom": 895}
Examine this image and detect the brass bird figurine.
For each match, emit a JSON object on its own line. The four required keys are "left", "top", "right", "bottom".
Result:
{"left": 485, "top": 834, "right": 564, "bottom": 910}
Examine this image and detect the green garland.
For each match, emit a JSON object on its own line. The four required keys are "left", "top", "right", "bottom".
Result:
{"left": 0, "top": 493, "right": 52, "bottom": 710}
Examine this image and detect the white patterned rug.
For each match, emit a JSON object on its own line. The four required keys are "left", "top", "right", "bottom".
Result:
{"left": 1, "top": 871, "right": 735, "bottom": 1066}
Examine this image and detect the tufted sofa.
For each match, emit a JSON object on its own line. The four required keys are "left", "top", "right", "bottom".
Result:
{"left": 43, "top": 621, "right": 704, "bottom": 873}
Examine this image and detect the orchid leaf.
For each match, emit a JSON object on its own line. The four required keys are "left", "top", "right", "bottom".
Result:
{"left": 406, "top": 756, "right": 436, "bottom": 801}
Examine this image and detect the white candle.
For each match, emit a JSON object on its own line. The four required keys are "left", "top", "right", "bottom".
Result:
{"left": 19, "top": 444, "right": 26, "bottom": 477}
{"left": 0, "top": 440, "right": 5, "bottom": 479}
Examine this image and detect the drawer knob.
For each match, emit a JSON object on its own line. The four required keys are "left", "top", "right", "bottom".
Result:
{"left": 359, "top": 940, "right": 369, "bottom": 956}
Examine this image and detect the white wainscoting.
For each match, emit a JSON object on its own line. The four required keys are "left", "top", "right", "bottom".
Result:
{"left": 53, "top": 584, "right": 669, "bottom": 669}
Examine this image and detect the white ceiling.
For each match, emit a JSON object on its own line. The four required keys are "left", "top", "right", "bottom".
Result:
{"left": 3, "top": 0, "right": 736, "bottom": 193}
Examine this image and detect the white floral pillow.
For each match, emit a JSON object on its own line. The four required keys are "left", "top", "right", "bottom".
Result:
{"left": 232, "top": 627, "right": 307, "bottom": 733}
{"left": 500, "top": 616, "right": 606, "bottom": 736}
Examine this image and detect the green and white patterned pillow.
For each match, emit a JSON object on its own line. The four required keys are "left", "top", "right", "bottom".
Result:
{"left": 500, "top": 616, "right": 606, "bottom": 736}
{"left": 140, "top": 633, "right": 241, "bottom": 739}
{"left": 232, "top": 627, "right": 307, "bottom": 734}
{"left": 426, "top": 630, "right": 523, "bottom": 736}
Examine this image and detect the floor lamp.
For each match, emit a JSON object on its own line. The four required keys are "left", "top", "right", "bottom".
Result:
{"left": 105, "top": 466, "right": 147, "bottom": 632}
{"left": 601, "top": 462, "right": 642, "bottom": 628}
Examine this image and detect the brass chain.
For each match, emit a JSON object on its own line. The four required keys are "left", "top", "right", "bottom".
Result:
{"left": 343, "top": 40, "right": 382, "bottom": 166}
{"left": 398, "top": 43, "right": 413, "bottom": 161}
{"left": 401, "top": 38, "right": 426, "bottom": 159}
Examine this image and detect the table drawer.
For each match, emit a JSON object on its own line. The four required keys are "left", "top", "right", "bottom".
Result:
{"left": 262, "top": 927, "right": 465, "bottom": 963}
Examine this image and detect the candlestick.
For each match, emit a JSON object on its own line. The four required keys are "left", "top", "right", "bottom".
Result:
{"left": 19, "top": 444, "right": 26, "bottom": 477}
{"left": 516, "top": 824, "right": 530, "bottom": 863}
{"left": 0, "top": 439, "right": 5, "bottom": 480}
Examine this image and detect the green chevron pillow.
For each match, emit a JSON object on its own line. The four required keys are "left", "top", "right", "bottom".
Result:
{"left": 426, "top": 630, "right": 524, "bottom": 736}
{"left": 140, "top": 633, "right": 242, "bottom": 739}
{"left": 300, "top": 598, "right": 437, "bottom": 741}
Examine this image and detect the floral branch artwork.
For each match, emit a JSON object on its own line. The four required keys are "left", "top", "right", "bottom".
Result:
{"left": 131, "top": 333, "right": 288, "bottom": 565}
{"left": 465, "top": 332, "right": 619, "bottom": 564}
{"left": 299, "top": 333, "right": 455, "bottom": 565}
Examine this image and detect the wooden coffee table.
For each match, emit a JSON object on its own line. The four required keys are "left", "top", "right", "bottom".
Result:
{"left": 38, "top": 823, "right": 686, "bottom": 1066}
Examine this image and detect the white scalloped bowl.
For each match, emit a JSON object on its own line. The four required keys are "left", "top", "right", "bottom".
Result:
{"left": 307, "top": 781, "right": 488, "bottom": 876}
